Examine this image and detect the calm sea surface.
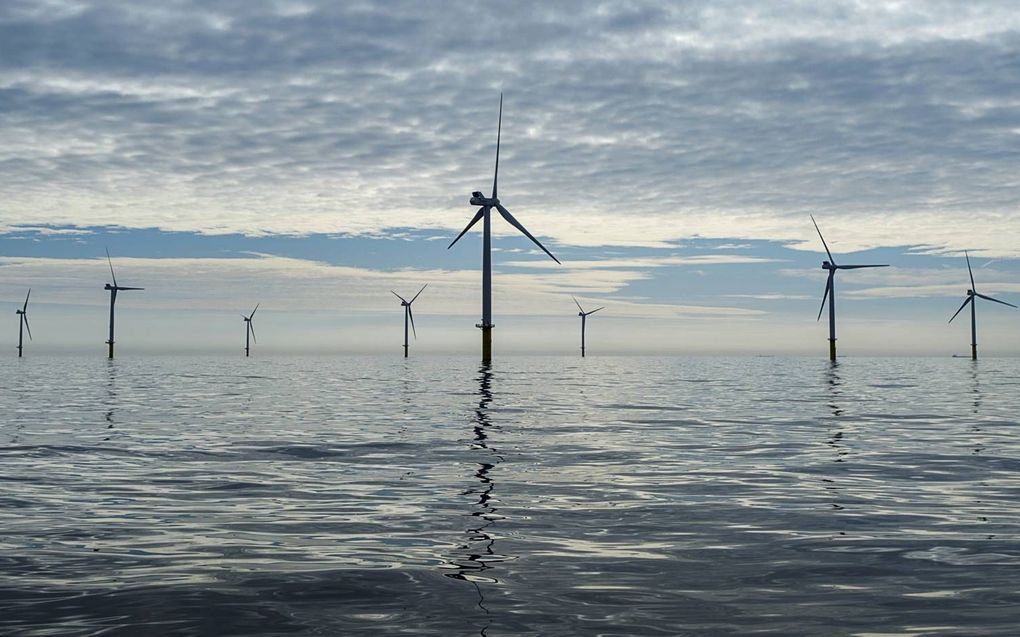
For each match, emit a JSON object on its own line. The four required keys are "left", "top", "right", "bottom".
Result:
{"left": 1, "top": 355, "right": 1018, "bottom": 636}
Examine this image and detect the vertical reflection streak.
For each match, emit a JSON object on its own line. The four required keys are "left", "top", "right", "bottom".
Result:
{"left": 444, "top": 363, "right": 507, "bottom": 636}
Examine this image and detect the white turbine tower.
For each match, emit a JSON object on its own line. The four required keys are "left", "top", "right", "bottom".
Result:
{"left": 949, "top": 251, "right": 1016, "bottom": 360}
{"left": 15, "top": 289, "right": 32, "bottom": 358}
{"left": 243, "top": 304, "right": 259, "bottom": 357}
{"left": 448, "top": 94, "right": 560, "bottom": 362}
{"left": 573, "top": 297, "right": 604, "bottom": 358}
{"left": 392, "top": 284, "right": 427, "bottom": 358}
{"left": 812, "top": 216, "right": 887, "bottom": 361}
{"left": 104, "top": 250, "right": 144, "bottom": 359}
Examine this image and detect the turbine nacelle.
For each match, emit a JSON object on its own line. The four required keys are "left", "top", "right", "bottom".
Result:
{"left": 822, "top": 261, "right": 835, "bottom": 270}
{"left": 470, "top": 192, "right": 498, "bottom": 206}
{"left": 967, "top": 289, "right": 975, "bottom": 296}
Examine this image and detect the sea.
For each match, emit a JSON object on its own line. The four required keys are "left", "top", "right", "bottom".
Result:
{"left": 1, "top": 355, "right": 1018, "bottom": 636}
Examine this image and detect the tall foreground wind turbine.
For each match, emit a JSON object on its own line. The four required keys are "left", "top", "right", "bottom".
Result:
{"left": 573, "top": 296, "right": 603, "bottom": 358}
{"left": 392, "top": 284, "right": 426, "bottom": 358}
{"left": 448, "top": 94, "right": 561, "bottom": 362}
{"left": 949, "top": 251, "right": 1016, "bottom": 360}
{"left": 104, "top": 250, "right": 143, "bottom": 359}
{"left": 243, "top": 304, "right": 259, "bottom": 357}
{"left": 15, "top": 289, "right": 31, "bottom": 358}
{"left": 812, "top": 216, "right": 887, "bottom": 361}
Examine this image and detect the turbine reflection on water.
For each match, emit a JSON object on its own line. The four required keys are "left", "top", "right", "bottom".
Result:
{"left": 442, "top": 363, "right": 510, "bottom": 635}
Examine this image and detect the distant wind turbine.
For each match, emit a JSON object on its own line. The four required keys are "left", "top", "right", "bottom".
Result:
{"left": 392, "top": 284, "right": 427, "bottom": 358}
{"left": 243, "top": 304, "right": 259, "bottom": 357}
{"left": 573, "top": 296, "right": 604, "bottom": 358}
{"left": 949, "top": 251, "right": 1016, "bottom": 360}
{"left": 104, "top": 250, "right": 144, "bottom": 359}
{"left": 811, "top": 216, "right": 887, "bottom": 361}
{"left": 15, "top": 289, "right": 31, "bottom": 358}
{"left": 448, "top": 93, "right": 561, "bottom": 362}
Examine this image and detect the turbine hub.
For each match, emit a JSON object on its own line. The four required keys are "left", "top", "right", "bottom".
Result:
{"left": 822, "top": 261, "right": 835, "bottom": 270}
{"left": 104, "top": 283, "right": 114, "bottom": 290}
{"left": 967, "top": 289, "right": 975, "bottom": 296}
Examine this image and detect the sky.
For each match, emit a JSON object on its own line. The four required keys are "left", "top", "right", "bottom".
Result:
{"left": 1, "top": 0, "right": 1019, "bottom": 356}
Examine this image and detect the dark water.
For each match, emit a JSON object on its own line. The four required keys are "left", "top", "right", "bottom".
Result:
{"left": 1, "top": 356, "right": 1019, "bottom": 636}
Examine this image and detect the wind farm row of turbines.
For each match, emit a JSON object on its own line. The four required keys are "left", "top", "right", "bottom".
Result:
{"left": 9, "top": 94, "right": 1018, "bottom": 361}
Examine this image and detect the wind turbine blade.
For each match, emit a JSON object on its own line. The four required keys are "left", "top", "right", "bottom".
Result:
{"left": 23, "top": 314, "right": 32, "bottom": 341}
{"left": 810, "top": 215, "right": 836, "bottom": 266}
{"left": 572, "top": 296, "right": 584, "bottom": 313}
{"left": 975, "top": 292, "right": 1018, "bottom": 309}
{"left": 410, "top": 283, "right": 428, "bottom": 304}
{"left": 492, "top": 92, "right": 502, "bottom": 199}
{"left": 250, "top": 303, "right": 259, "bottom": 319}
{"left": 817, "top": 273, "right": 833, "bottom": 321}
{"left": 249, "top": 321, "right": 257, "bottom": 344}
{"left": 495, "top": 203, "right": 560, "bottom": 264}
{"left": 118, "top": 286, "right": 144, "bottom": 291}
{"left": 448, "top": 207, "right": 486, "bottom": 249}
{"left": 391, "top": 290, "right": 408, "bottom": 303}
{"left": 106, "top": 248, "right": 118, "bottom": 287}
{"left": 23, "top": 288, "right": 30, "bottom": 311}
{"left": 965, "top": 250, "right": 976, "bottom": 292}
{"left": 408, "top": 305, "right": 417, "bottom": 339}
{"left": 588, "top": 307, "right": 605, "bottom": 314}
{"left": 948, "top": 296, "right": 972, "bottom": 323}
{"left": 839, "top": 264, "right": 888, "bottom": 269}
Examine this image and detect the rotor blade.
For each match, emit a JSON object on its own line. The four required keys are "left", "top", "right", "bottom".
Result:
{"left": 249, "top": 303, "right": 259, "bottom": 319}
{"left": 810, "top": 215, "right": 836, "bottom": 266}
{"left": 948, "top": 296, "right": 972, "bottom": 323}
{"left": 839, "top": 264, "right": 888, "bottom": 269}
{"left": 391, "top": 290, "right": 408, "bottom": 303}
{"left": 494, "top": 203, "right": 560, "bottom": 264}
{"left": 410, "top": 283, "right": 428, "bottom": 304}
{"left": 975, "top": 292, "right": 1018, "bottom": 309}
{"left": 23, "top": 314, "right": 32, "bottom": 341}
{"left": 817, "top": 273, "right": 833, "bottom": 321}
{"left": 492, "top": 92, "right": 502, "bottom": 199}
{"left": 965, "top": 250, "right": 976, "bottom": 292}
{"left": 23, "top": 288, "right": 30, "bottom": 311}
{"left": 572, "top": 296, "right": 584, "bottom": 313}
{"left": 117, "top": 286, "right": 144, "bottom": 291}
{"left": 587, "top": 307, "right": 605, "bottom": 315}
{"left": 106, "top": 248, "right": 118, "bottom": 287}
{"left": 248, "top": 321, "right": 256, "bottom": 344}
{"left": 408, "top": 305, "right": 417, "bottom": 339}
{"left": 448, "top": 207, "right": 486, "bottom": 249}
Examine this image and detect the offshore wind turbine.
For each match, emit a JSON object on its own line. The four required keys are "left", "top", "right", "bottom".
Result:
{"left": 243, "top": 303, "right": 259, "bottom": 357}
{"left": 15, "top": 289, "right": 32, "bottom": 358}
{"left": 392, "top": 284, "right": 426, "bottom": 358}
{"left": 949, "top": 251, "right": 1016, "bottom": 360}
{"left": 573, "top": 296, "right": 604, "bottom": 358}
{"left": 811, "top": 216, "right": 887, "bottom": 361}
{"left": 448, "top": 93, "right": 561, "bottom": 362}
{"left": 103, "top": 250, "right": 144, "bottom": 359}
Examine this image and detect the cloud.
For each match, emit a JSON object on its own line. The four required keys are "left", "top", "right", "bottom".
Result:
{"left": 0, "top": 253, "right": 760, "bottom": 319}
{"left": 1, "top": 2, "right": 1020, "bottom": 256}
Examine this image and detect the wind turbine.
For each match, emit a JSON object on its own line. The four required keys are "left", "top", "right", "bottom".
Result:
{"left": 392, "top": 284, "right": 427, "bottom": 358}
{"left": 103, "top": 249, "right": 144, "bottom": 359}
{"left": 573, "top": 296, "right": 604, "bottom": 358}
{"left": 949, "top": 251, "right": 1016, "bottom": 360}
{"left": 243, "top": 303, "right": 259, "bottom": 357}
{"left": 448, "top": 93, "right": 561, "bottom": 362}
{"left": 811, "top": 216, "right": 887, "bottom": 361}
{"left": 15, "top": 289, "right": 31, "bottom": 358}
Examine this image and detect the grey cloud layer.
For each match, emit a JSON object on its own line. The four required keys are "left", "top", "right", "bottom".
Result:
{"left": 3, "top": 1, "right": 1020, "bottom": 253}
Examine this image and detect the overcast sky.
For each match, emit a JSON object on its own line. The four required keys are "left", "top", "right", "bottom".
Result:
{"left": 1, "top": 0, "right": 1019, "bottom": 355}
